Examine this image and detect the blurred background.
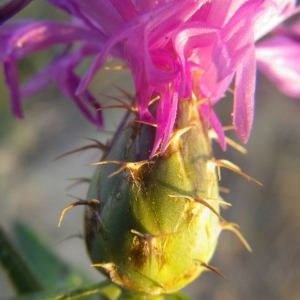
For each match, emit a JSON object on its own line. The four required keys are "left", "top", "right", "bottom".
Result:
{"left": 1, "top": 1, "right": 300, "bottom": 299}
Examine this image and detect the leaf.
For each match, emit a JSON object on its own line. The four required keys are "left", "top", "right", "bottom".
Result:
{"left": 12, "top": 221, "right": 91, "bottom": 290}
{"left": 0, "top": 226, "right": 43, "bottom": 294}
{"left": 7, "top": 281, "right": 121, "bottom": 300}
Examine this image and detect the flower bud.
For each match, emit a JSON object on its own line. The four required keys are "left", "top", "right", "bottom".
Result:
{"left": 84, "top": 99, "right": 222, "bottom": 295}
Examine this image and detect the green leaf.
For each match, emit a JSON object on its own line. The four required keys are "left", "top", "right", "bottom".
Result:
{"left": 0, "top": 226, "right": 43, "bottom": 294}
{"left": 12, "top": 221, "right": 91, "bottom": 290}
{"left": 7, "top": 281, "right": 121, "bottom": 300}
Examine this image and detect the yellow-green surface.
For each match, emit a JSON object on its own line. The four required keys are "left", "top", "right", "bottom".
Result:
{"left": 85, "top": 100, "right": 221, "bottom": 295}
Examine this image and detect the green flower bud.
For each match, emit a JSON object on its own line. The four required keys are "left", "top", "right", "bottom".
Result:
{"left": 84, "top": 99, "right": 223, "bottom": 295}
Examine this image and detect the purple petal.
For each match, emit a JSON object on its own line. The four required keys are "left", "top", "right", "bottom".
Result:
{"left": 21, "top": 43, "right": 101, "bottom": 98}
{"left": 173, "top": 24, "right": 219, "bottom": 97}
{"left": 0, "top": 20, "right": 33, "bottom": 57}
{"left": 160, "top": 77, "right": 180, "bottom": 153}
{"left": 150, "top": 85, "right": 171, "bottom": 157}
{"left": 60, "top": 72, "right": 102, "bottom": 126}
{"left": 254, "top": 0, "right": 297, "bottom": 41}
{"left": 21, "top": 44, "right": 103, "bottom": 126}
{"left": 6, "top": 21, "right": 100, "bottom": 59}
{"left": 47, "top": 0, "right": 124, "bottom": 34}
{"left": 3, "top": 56, "right": 22, "bottom": 118}
{"left": 0, "top": 0, "right": 32, "bottom": 24}
{"left": 234, "top": 46, "right": 256, "bottom": 144}
{"left": 109, "top": 0, "right": 138, "bottom": 21}
{"left": 256, "top": 35, "right": 300, "bottom": 98}
{"left": 76, "top": 23, "right": 135, "bottom": 95}
{"left": 77, "top": 0, "right": 207, "bottom": 95}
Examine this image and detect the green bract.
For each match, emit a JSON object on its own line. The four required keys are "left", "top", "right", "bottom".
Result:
{"left": 84, "top": 99, "right": 222, "bottom": 295}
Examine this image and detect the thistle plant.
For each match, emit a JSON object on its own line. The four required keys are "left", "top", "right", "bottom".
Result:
{"left": 1, "top": 0, "right": 300, "bottom": 299}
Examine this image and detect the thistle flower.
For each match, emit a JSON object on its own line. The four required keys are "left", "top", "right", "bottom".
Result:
{"left": 1, "top": 0, "right": 299, "bottom": 153}
{"left": 2, "top": 0, "right": 300, "bottom": 298}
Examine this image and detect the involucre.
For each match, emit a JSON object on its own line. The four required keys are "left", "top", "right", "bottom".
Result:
{"left": 84, "top": 99, "right": 225, "bottom": 296}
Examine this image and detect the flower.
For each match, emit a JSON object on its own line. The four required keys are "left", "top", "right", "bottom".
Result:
{"left": 256, "top": 16, "right": 300, "bottom": 98}
{"left": 1, "top": 0, "right": 299, "bottom": 154}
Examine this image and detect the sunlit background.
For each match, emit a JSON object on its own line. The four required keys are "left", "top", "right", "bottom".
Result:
{"left": 1, "top": 1, "right": 300, "bottom": 299}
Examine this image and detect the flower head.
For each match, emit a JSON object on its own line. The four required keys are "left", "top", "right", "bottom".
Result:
{"left": 2, "top": 1, "right": 299, "bottom": 295}
{"left": 1, "top": 0, "right": 299, "bottom": 154}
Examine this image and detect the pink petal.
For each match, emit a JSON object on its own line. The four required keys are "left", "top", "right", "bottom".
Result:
{"left": 3, "top": 57, "right": 22, "bottom": 118}
{"left": 234, "top": 45, "right": 256, "bottom": 143}
{"left": 256, "top": 35, "right": 300, "bottom": 98}
{"left": 76, "top": 24, "right": 136, "bottom": 95}
{"left": 150, "top": 85, "right": 171, "bottom": 157}
{"left": 6, "top": 21, "right": 99, "bottom": 59}
{"left": 109, "top": 0, "right": 138, "bottom": 21}
{"left": 160, "top": 78, "right": 180, "bottom": 153}
{"left": 254, "top": 0, "right": 296, "bottom": 41}
{"left": 48, "top": 0, "right": 124, "bottom": 34}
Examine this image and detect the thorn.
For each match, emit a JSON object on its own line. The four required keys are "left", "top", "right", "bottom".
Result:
{"left": 225, "top": 136, "right": 247, "bottom": 154}
{"left": 217, "top": 196, "right": 231, "bottom": 209}
{"left": 227, "top": 87, "right": 234, "bottom": 95}
{"left": 209, "top": 130, "right": 247, "bottom": 154}
{"left": 89, "top": 159, "right": 152, "bottom": 178}
{"left": 65, "top": 177, "right": 91, "bottom": 190}
{"left": 104, "top": 65, "right": 127, "bottom": 70}
{"left": 222, "top": 222, "right": 252, "bottom": 252}
{"left": 97, "top": 104, "right": 138, "bottom": 114}
{"left": 90, "top": 262, "right": 123, "bottom": 286}
{"left": 134, "top": 120, "right": 157, "bottom": 127}
{"left": 130, "top": 229, "right": 178, "bottom": 240}
{"left": 151, "top": 125, "right": 194, "bottom": 157}
{"left": 194, "top": 97, "right": 210, "bottom": 107}
{"left": 198, "top": 262, "right": 227, "bottom": 280}
{"left": 218, "top": 186, "right": 230, "bottom": 194}
{"left": 54, "top": 138, "right": 108, "bottom": 161}
{"left": 111, "top": 83, "right": 133, "bottom": 100}
{"left": 222, "top": 125, "right": 235, "bottom": 131}
{"left": 169, "top": 194, "right": 227, "bottom": 223}
{"left": 215, "top": 197, "right": 231, "bottom": 207}
{"left": 99, "top": 93, "right": 133, "bottom": 107}
{"left": 91, "top": 263, "right": 109, "bottom": 268}
{"left": 58, "top": 198, "right": 100, "bottom": 227}
{"left": 83, "top": 137, "right": 109, "bottom": 149}
{"left": 191, "top": 90, "right": 208, "bottom": 107}
{"left": 212, "top": 159, "right": 262, "bottom": 186}
{"left": 55, "top": 233, "right": 83, "bottom": 246}
{"left": 149, "top": 95, "right": 160, "bottom": 106}
{"left": 161, "top": 125, "right": 194, "bottom": 155}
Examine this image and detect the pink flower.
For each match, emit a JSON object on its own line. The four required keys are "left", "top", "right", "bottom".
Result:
{"left": 0, "top": 0, "right": 299, "bottom": 155}
{"left": 256, "top": 17, "right": 300, "bottom": 98}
